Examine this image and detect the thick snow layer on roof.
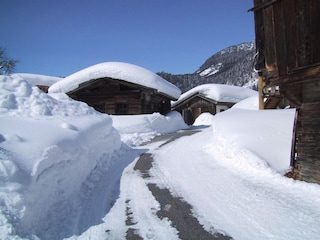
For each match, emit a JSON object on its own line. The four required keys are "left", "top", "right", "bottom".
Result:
{"left": 48, "top": 62, "right": 181, "bottom": 99}
{"left": 172, "top": 84, "right": 257, "bottom": 106}
{"left": 11, "top": 73, "right": 62, "bottom": 86}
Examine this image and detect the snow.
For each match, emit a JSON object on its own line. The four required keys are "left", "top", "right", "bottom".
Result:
{"left": 199, "top": 63, "right": 223, "bottom": 77}
{"left": 1, "top": 74, "right": 320, "bottom": 240}
{"left": 193, "top": 112, "right": 215, "bottom": 126}
{"left": 231, "top": 94, "right": 259, "bottom": 110}
{"left": 111, "top": 111, "right": 188, "bottom": 146}
{"left": 211, "top": 108, "right": 296, "bottom": 173}
{"left": 48, "top": 62, "right": 181, "bottom": 100}
{"left": 220, "top": 42, "right": 255, "bottom": 55}
{"left": 150, "top": 126, "right": 320, "bottom": 239}
{"left": 172, "top": 84, "right": 257, "bottom": 107}
{"left": 11, "top": 73, "right": 62, "bottom": 86}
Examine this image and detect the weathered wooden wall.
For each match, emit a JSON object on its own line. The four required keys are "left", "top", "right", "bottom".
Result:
{"left": 173, "top": 96, "right": 216, "bottom": 124}
{"left": 254, "top": 0, "right": 320, "bottom": 78}
{"left": 172, "top": 95, "right": 233, "bottom": 124}
{"left": 68, "top": 78, "right": 172, "bottom": 115}
{"left": 252, "top": 0, "right": 320, "bottom": 183}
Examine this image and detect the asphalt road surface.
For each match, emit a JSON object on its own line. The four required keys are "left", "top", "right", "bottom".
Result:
{"left": 127, "top": 128, "right": 232, "bottom": 240}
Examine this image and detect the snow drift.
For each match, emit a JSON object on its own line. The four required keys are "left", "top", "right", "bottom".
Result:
{"left": 111, "top": 111, "right": 188, "bottom": 146}
{"left": 0, "top": 75, "right": 122, "bottom": 239}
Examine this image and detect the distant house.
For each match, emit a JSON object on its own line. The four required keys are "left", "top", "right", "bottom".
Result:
{"left": 48, "top": 62, "right": 181, "bottom": 115}
{"left": 172, "top": 84, "right": 257, "bottom": 124}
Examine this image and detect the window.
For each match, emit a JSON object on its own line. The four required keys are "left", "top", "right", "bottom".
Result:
{"left": 115, "top": 102, "right": 128, "bottom": 114}
{"left": 216, "top": 105, "right": 229, "bottom": 113}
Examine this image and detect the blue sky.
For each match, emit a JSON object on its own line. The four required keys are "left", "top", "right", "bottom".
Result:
{"left": 1, "top": 0, "right": 255, "bottom": 77}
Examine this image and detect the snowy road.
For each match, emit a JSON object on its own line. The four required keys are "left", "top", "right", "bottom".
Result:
{"left": 129, "top": 128, "right": 231, "bottom": 239}
{"left": 76, "top": 125, "right": 320, "bottom": 240}
{"left": 74, "top": 127, "right": 233, "bottom": 239}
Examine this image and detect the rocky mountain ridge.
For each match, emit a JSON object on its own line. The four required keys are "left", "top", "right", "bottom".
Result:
{"left": 157, "top": 41, "right": 258, "bottom": 93}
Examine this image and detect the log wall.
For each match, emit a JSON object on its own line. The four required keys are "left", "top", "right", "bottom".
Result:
{"left": 172, "top": 95, "right": 233, "bottom": 124}
{"left": 68, "top": 78, "right": 172, "bottom": 115}
{"left": 252, "top": 0, "right": 320, "bottom": 183}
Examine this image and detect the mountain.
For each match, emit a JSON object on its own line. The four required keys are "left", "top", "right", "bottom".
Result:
{"left": 157, "top": 41, "right": 258, "bottom": 93}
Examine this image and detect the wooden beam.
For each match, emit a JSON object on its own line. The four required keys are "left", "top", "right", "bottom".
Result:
{"left": 248, "top": 0, "right": 282, "bottom": 12}
{"left": 258, "top": 74, "right": 265, "bottom": 109}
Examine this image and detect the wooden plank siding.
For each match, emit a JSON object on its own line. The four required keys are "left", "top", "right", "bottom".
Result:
{"left": 67, "top": 77, "right": 172, "bottom": 115}
{"left": 251, "top": 0, "right": 320, "bottom": 183}
{"left": 172, "top": 93, "right": 234, "bottom": 125}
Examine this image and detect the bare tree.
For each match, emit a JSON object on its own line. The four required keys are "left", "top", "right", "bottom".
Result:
{"left": 0, "top": 47, "right": 19, "bottom": 75}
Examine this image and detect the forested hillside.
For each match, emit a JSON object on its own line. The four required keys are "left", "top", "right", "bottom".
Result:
{"left": 158, "top": 41, "right": 258, "bottom": 93}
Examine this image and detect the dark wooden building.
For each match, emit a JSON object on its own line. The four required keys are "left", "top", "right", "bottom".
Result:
{"left": 67, "top": 77, "right": 174, "bottom": 115}
{"left": 250, "top": 0, "right": 320, "bottom": 183}
{"left": 172, "top": 84, "right": 256, "bottom": 125}
{"left": 172, "top": 93, "right": 233, "bottom": 125}
{"left": 48, "top": 62, "right": 181, "bottom": 115}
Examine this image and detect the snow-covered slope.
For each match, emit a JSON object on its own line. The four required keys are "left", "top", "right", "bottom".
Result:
{"left": 158, "top": 41, "right": 258, "bottom": 92}
{"left": 49, "top": 62, "right": 181, "bottom": 100}
{"left": 196, "top": 42, "right": 257, "bottom": 86}
{"left": 199, "top": 62, "right": 223, "bottom": 77}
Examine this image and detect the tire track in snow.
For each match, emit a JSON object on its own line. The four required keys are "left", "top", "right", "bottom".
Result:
{"left": 76, "top": 147, "right": 146, "bottom": 236}
{"left": 130, "top": 129, "right": 232, "bottom": 240}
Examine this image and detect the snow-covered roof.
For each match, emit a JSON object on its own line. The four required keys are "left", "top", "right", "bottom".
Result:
{"left": 48, "top": 62, "right": 181, "bottom": 100}
{"left": 11, "top": 73, "right": 62, "bottom": 86}
{"left": 172, "top": 84, "right": 257, "bottom": 106}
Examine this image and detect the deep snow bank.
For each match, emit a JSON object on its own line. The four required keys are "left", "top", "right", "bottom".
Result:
{"left": 209, "top": 99, "right": 296, "bottom": 173}
{"left": 0, "top": 75, "right": 122, "bottom": 239}
{"left": 111, "top": 111, "right": 188, "bottom": 146}
{"left": 193, "top": 95, "right": 296, "bottom": 173}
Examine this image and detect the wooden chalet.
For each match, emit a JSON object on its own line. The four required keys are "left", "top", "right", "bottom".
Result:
{"left": 250, "top": 0, "right": 320, "bottom": 183}
{"left": 172, "top": 84, "right": 256, "bottom": 125}
{"left": 68, "top": 77, "right": 173, "bottom": 115}
{"left": 172, "top": 93, "right": 233, "bottom": 125}
{"left": 48, "top": 62, "right": 181, "bottom": 115}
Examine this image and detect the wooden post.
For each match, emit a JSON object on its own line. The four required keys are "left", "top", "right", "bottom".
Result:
{"left": 258, "top": 73, "right": 265, "bottom": 110}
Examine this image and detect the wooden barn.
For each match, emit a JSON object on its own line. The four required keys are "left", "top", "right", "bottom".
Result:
{"left": 172, "top": 84, "right": 257, "bottom": 125}
{"left": 172, "top": 93, "right": 232, "bottom": 125}
{"left": 250, "top": 0, "right": 320, "bottom": 183}
{"left": 48, "top": 62, "right": 181, "bottom": 115}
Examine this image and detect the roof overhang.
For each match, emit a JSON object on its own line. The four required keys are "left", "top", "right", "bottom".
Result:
{"left": 172, "top": 92, "right": 219, "bottom": 110}
{"left": 67, "top": 77, "right": 177, "bottom": 100}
